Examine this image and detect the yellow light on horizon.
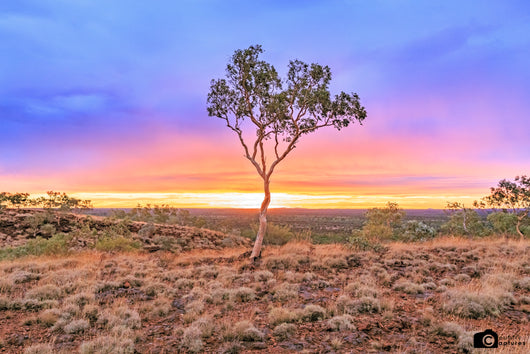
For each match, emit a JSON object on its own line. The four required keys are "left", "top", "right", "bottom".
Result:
{"left": 58, "top": 192, "right": 484, "bottom": 209}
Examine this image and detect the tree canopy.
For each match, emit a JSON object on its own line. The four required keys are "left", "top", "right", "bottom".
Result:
{"left": 482, "top": 175, "right": 530, "bottom": 238}
{"left": 207, "top": 45, "right": 366, "bottom": 259}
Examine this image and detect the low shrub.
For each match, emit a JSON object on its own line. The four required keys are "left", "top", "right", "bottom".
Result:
{"left": 327, "top": 314, "right": 356, "bottom": 331}
{"left": 23, "top": 344, "right": 54, "bottom": 354}
{"left": 95, "top": 237, "right": 141, "bottom": 252}
{"left": 79, "top": 335, "right": 135, "bottom": 354}
{"left": 269, "top": 307, "right": 301, "bottom": 325}
{"left": 233, "top": 320, "right": 264, "bottom": 341}
{"left": 301, "top": 304, "right": 326, "bottom": 322}
{"left": 181, "top": 326, "right": 203, "bottom": 353}
{"left": 443, "top": 289, "right": 515, "bottom": 319}
{"left": 63, "top": 319, "right": 90, "bottom": 334}
{"left": 273, "top": 323, "right": 296, "bottom": 340}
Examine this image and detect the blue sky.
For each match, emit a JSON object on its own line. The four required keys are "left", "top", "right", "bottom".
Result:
{"left": 1, "top": 0, "right": 529, "bottom": 207}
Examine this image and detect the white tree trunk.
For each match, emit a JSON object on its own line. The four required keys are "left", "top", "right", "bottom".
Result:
{"left": 250, "top": 178, "right": 270, "bottom": 260}
{"left": 516, "top": 216, "right": 524, "bottom": 239}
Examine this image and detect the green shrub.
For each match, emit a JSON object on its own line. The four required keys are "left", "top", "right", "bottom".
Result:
{"left": 401, "top": 220, "right": 436, "bottom": 241}
{"left": 0, "top": 233, "right": 72, "bottom": 260}
{"left": 348, "top": 232, "right": 384, "bottom": 252}
{"left": 487, "top": 212, "right": 518, "bottom": 236}
{"left": 95, "top": 237, "right": 141, "bottom": 252}
{"left": 441, "top": 209, "right": 488, "bottom": 237}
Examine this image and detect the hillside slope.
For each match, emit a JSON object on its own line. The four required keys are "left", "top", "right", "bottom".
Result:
{"left": 0, "top": 209, "right": 250, "bottom": 252}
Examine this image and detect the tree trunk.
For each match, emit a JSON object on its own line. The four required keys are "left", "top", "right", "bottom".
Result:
{"left": 516, "top": 216, "right": 524, "bottom": 240}
{"left": 462, "top": 211, "right": 468, "bottom": 234}
{"left": 250, "top": 178, "right": 271, "bottom": 260}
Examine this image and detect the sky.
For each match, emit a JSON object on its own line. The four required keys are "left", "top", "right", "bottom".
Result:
{"left": 1, "top": 0, "right": 529, "bottom": 208}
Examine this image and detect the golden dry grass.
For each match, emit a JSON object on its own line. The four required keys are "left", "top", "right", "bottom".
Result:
{"left": 0, "top": 238, "right": 529, "bottom": 353}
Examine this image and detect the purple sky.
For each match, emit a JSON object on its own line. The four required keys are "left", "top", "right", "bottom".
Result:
{"left": 1, "top": 1, "right": 529, "bottom": 207}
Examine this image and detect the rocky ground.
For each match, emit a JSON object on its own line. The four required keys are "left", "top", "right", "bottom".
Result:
{"left": 0, "top": 226, "right": 529, "bottom": 353}
{"left": 0, "top": 209, "right": 249, "bottom": 252}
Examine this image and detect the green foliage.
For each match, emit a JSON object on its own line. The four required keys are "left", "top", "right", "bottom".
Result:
{"left": 362, "top": 202, "right": 405, "bottom": 240}
{"left": 0, "top": 192, "right": 30, "bottom": 209}
{"left": 441, "top": 203, "right": 488, "bottom": 237}
{"left": 207, "top": 45, "right": 366, "bottom": 256}
{"left": 0, "top": 233, "right": 72, "bottom": 260}
{"left": 95, "top": 236, "right": 141, "bottom": 252}
{"left": 402, "top": 220, "right": 436, "bottom": 241}
{"left": 36, "top": 191, "right": 93, "bottom": 212}
{"left": 247, "top": 223, "right": 295, "bottom": 245}
{"left": 152, "top": 236, "right": 177, "bottom": 252}
{"left": 0, "top": 191, "right": 92, "bottom": 212}
{"left": 482, "top": 175, "right": 530, "bottom": 238}
{"left": 112, "top": 204, "right": 194, "bottom": 226}
{"left": 138, "top": 223, "right": 156, "bottom": 237}
{"left": 207, "top": 45, "right": 366, "bottom": 138}
{"left": 26, "top": 233, "right": 72, "bottom": 255}
{"left": 348, "top": 231, "right": 385, "bottom": 252}
{"left": 487, "top": 212, "right": 518, "bottom": 236}
{"left": 265, "top": 223, "right": 295, "bottom": 245}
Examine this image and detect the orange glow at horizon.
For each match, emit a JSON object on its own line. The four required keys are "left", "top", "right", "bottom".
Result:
{"left": 65, "top": 192, "right": 485, "bottom": 209}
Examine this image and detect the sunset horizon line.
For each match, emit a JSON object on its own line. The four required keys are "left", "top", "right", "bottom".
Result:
{"left": 11, "top": 191, "right": 484, "bottom": 210}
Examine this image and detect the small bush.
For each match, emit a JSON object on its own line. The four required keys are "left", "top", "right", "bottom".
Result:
{"left": 254, "top": 270, "right": 274, "bottom": 282}
{"left": 323, "top": 256, "right": 348, "bottom": 269}
{"left": 401, "top": 220, "right": 436, "bottom": 241}
{"left": 185, "top": 300, "right": 205, "bottom": 316}
{"left": 273, "top": 323, "right": 296, "bottom": 340}
{"left": 23, "top": 344, "right": 54, "bottom": 354}
{"left": 11, "top": 271, "right": 40, "bottom": 284}
{"left": 95, "top": 237, "right": 141, "bottom": 252}
{"left": 79, "top": 335, "right": 135, "bottom": 354}
{"left": 327, "top": 314, "right": 356, "bottom": 331}
{"left": 233, "top": 320, "right": 264, "bottom": 341}
{"left": 336, "top": 295, "right": 382, "bottom": 314}
{"left": 63, "top": 318, "right": 90, "bottom": 334}
{"left": 345, "top": 282, "right": 379, "bottom": 298}
{"left": 1, "top": 233, "right": 73, "bottom": 260}
{"left": 348, "top": 233, "right": 384, "bottom": 252}
{"left": 181, "top": 326, "right": 204, "bottom": 353}
{"left": 262, "top": 223, "right": 295, "bottom": 245}
{"left": 0, "top": 296, "right": 11, "bottom": 311}
{"left": 392, "top": 279, "right": 425, "bottom": 294}
{"left": 25, "top": 284, "right": 62, "bottom": 301}
{"left": 443, "top": 290, "right": 514, "bottom": 319}
{"left": 514, "top": 277, "right": 530, "bottom": 291}
{"left": 302, "top": 304, "right": 326, "bottom": 322}
{"left": 65, "top": 292, "right": 94, "bottom": 307}
{"left": 191, "top": 317, "right": 215, "bottom": 338}
{"left": 114, "top": 307, "right": 141, "bottom": 329}
{"left": 230, "top": 287, "right": 256, "bottom": 302}
{"left": 269, "top": 307, "right": 301, "bottom": 325}
{"left": 38, "top": 309, "right": 61, "bottom": 327}
{"left": 272, "top": 283, "right": 298, "bottom": 302}
{"left": 138, "top": 223, "right": 156, "bottom": 237}
{"left": 434, "top": 322, "right": 465, "bottom": 338}
{"left": 264, "top": 255, "right": 295, "bottom": 270}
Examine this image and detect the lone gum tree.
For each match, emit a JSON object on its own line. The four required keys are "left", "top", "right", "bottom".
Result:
{"left": 207, "top": 45, "right": 366, "bottom": 260}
